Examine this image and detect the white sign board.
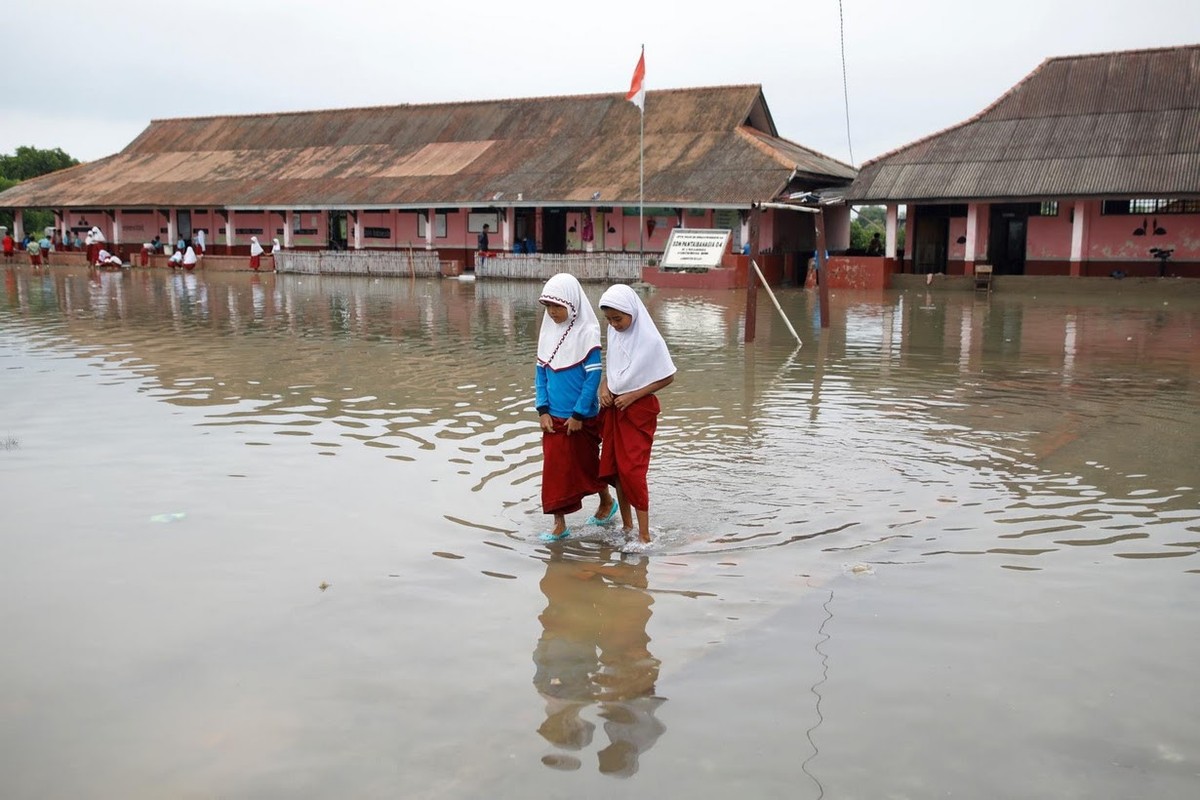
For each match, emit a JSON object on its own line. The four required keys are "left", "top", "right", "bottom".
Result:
{"left": 660, "top": 228, "right": 731, "bottom": 269}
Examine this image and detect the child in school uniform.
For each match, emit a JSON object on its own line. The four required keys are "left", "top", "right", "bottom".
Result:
{"left": 249, "top": 236, "right": 264, "bottom": 270}
{"left": 597, "top": 284, "right": 677, "bottom": 544}
{"left": 535, "top": 273, "right": 618, "bottom": 541}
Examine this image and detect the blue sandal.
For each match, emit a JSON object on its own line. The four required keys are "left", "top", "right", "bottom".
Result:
{"left": 539, "top": 529, "right": 572, "bottom": 542}
{"left": 585, "top": 502, "right": 620, "bottom": 526}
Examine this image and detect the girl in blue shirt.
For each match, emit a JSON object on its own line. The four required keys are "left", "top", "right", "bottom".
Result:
{"left": 536, "top": 273, "right": 618, "bottom": 540}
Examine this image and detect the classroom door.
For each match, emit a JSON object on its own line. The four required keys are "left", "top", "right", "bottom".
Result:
{"left": 542, "top": 208, "right": 567, "bottom": 254}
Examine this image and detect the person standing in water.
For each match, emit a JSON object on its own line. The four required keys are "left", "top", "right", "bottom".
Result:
{"left": 597, "top": 284, "right": 676, "bottom": 544}
{"left": 249, "top": 236, "right": 264, "bottom": 270}
{"left": 535, "top": 273, "right": 617, "bottom": 541}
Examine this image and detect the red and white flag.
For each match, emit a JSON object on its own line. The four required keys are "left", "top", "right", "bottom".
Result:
{"left": 626, "top": 47, "right": 645, "bottom": 111}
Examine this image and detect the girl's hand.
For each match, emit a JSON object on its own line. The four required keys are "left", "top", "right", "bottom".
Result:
{"left": 613, "top": 390, "right": 638, "bottom": 410}
{"left": 565, "top": 417, "right": 582, "bottom": 435}
{"left": 539, "top": 413, "right": 555, "bottom": 433}
{"left": 599, "top": 387, "right": 614, "bottom": 407}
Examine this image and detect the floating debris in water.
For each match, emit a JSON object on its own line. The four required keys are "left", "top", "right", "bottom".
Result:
{"left": 1, "top": 435, "right": 19, "bottom": 450}
{"left": 150, "top": 512, "right": 187, "bottom": 523}
{"left": 318, "top": 581, "right": 330, "bottom": 591}
{"left": 844, "top": 563, "right": 875, "bottom": 576}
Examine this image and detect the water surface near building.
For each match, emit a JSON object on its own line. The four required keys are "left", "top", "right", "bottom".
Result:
{"left": 2, "top": 267, "right": 1198, "bottom": 798}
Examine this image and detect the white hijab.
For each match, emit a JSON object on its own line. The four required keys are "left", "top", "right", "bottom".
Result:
{"left": 183, "top": 246, "right": 197, "bottom": 265}
{"left": 599, "top": 284, "right": 676, "bottom": 395}
{"left": 97, "top": 249, "right": 111, "bottom": 262}
{"left": 250, "top": 236, "right": 264, "bottom": 256}
{"left": 537, "top": 273, "right": 600, "bottom": 370}
{"left": 196, "top": 229, "right": 206, "bottom": 248}
{"left": 272, "top": 238, "right": 281, "bottom": 253}
{"left": 90, "top": 226, "right": 105, "bottom": 243}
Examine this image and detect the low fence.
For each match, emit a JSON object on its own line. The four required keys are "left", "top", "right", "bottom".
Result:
{"left": 274, "top": 249, "right": 644, "bottom": 282}
{"left": 277, "top": 249, "right": 443, "bottom": 277}
{"left": 477, "top": 252, "right": 643, "bottom": 282}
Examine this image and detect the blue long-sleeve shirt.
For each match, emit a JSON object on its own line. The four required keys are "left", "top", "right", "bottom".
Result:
{"left": 535, "top": 347, "right": 602, "bottom": 420}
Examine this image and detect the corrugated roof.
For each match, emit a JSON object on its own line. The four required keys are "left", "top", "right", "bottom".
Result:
{"left": 0, "top": 86, "right": 854, "bottom": 210}
{"left": 848, "top": 44, "right": 1200, "bottom": 202}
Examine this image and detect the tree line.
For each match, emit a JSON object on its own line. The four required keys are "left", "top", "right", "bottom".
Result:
{"left": 0, "top": 146, "right": 80, "bottom": 234}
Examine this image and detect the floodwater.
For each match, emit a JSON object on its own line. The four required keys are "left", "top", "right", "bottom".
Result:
{"left": 2, "top": 265, "right": 1198, "bottom": 799}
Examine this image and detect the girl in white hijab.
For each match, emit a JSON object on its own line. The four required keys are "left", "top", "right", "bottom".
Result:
{"left": 535, "top": 273, "right": 616, "bottom": 541}
{"left": 249, "top": 236, "right": 264, "bottom": 271}
{"left": 195, "top": 229, "right": 206, "bottom": 254}
{"left": 182, "top": 246, "right": 198, "bottom": 270}
{"left": 597, "top": 284, "right": 676, "bottom": 544}
{"left": 271, "top": 238, "right": 282, "bottom": 272}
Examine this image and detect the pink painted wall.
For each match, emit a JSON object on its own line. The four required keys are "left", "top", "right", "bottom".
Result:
{"left": 1085, "top": 210, "right": 1200, "bottom": 263}
{"left": 1026, "top": 214, "right": 1073, "bottom": 259}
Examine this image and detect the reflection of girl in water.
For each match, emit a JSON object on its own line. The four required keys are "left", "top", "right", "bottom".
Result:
{"left": 532, "top": 548, "right": 666, "bottom": 776}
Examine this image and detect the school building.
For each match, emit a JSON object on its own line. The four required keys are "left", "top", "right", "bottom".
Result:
{"left": 846, "top": 44, "right": 1200, "bottom": 280}
{"left": 0, "top": 85, "right": 856, "bottom": 284}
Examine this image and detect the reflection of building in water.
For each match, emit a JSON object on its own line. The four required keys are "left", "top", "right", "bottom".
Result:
{"left": 532, "top": 548, "right": 666, "bottom": 777}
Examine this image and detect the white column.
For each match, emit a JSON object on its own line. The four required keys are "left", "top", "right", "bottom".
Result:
{"left": 112, "top": 212, "right": 122, "bottom": 246}
{"left": 1070, "top": 200, "right": 1086, "bottom": 263}
{"left": 353, "top": 210, "right": 363, "bottom": 250}
{"left": 964, "top": 203, "right": 979, "bottom": 264}
{"left": 425, "top": 207, "right": 435, "bottom": 250}
{"left": 14, "top": 209, "right": 25, "bottom": 241}
{"left": 587, "top": 206, "right": 597, "bottom": 252}
{"left": 740, "top": 213, "right": 750, "bottom": 253}
{"left": 284, "top": 210, "right": 294, "bottom": 248}
{"left": 61, "top": 210, "right": 70, "bottom": 244}
{"left": 503, "top": 207, "right": 514, "bottom": 251}
{"left": 885, "top": 203, "right": 898, "bottom": 258}
{"left": 226, "top": 210, "right": 235, "bottom": 249}
{"left": 168, "top": 209, "right": 178, "bottom": 249}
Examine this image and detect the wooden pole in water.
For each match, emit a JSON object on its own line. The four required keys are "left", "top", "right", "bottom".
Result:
{"left": 751, "top": 259, "right": 802, "bottom": 346}
{"left": 744, "top": 205, "right": 762, "bottom": 342}
{"left": 815, "top": 209, "right": 831, "bottom": 329}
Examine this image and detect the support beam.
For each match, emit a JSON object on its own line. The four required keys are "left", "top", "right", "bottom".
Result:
{"left": 425, "top": 208, "right": 435, "bottom": 250}
{"left": 903, "top": 205, "right": 915, "bottom": 271}
{"left": 1070, "top": 200, "right": 1086, "bottom": 277}
{"left": 885, "top": 203, "right": 898, "bottom": 259}
{"left": 352, "top": 209, "right": 363, "bottom": 250}
{"left": 284, "top": 210, "right": 294, "bottom": 248}
{"left": 168, "top": 209, "right": 178, "bottom": 250}
{"left": 503, "top": 207, "right": 514, "bottom": 251}
{"left": 14, "top": 209, "right": 25, "bottom": 242}
{"left": 225, "top": 210, "right": 235, "bottom": 249}
{"left": 964, "top": 203, "right": 979, "bottom": 269}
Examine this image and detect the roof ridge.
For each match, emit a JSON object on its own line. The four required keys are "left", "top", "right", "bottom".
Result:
{"left": 147, "top": 84, "right": 765, "bottom": 126}
{"left": 1042, "top": 42, "right": 1200, "bottom": 64}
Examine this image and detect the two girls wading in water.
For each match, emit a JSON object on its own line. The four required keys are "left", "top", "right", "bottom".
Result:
{"left": 535, "top": 276, "right": 675, "bottom": 545}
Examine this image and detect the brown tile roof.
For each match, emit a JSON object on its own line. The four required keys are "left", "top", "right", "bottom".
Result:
{"left": 848, "top": 44, "right": 1200, "bottom": 203}
{"left": 0, "top": 86, "right": 854, "bottom": 210}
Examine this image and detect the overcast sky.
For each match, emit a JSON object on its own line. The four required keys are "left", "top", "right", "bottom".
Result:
{"left": 5, "top": 0, "right": 1199, "bottom": 167}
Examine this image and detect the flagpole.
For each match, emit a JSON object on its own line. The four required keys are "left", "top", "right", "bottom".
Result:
{"left": 638, "top": 44, "right": 645, "bottom": 258}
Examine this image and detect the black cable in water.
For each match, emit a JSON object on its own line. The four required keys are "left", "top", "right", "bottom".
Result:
{"left": 801, "top": 589, "right": 834, "bottom": 799}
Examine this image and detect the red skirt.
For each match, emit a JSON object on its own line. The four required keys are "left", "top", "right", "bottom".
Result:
{"left": 542, "top": 415, "right": 605, "bottom": 515}
{"left": 598, "top": 394, "right": 660, "bottom": 511}
{"left": 250, "top": 254, "right": 261, "bottom": 269}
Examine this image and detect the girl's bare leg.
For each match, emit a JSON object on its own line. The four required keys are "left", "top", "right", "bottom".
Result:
{"left": 592, "top": 486, "right": 615, "bottom": 519}
{"left": 551, "top": 513, "right": 568, "bottom": 537}
{"left": 635, "top": 508, "right": 651, "bottom": 543}
{"left": 614, "top": 481, "right": 634, "bottom": 532}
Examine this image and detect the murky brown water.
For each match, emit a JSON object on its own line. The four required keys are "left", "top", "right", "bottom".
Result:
{"left": 2, "top": 265, "right": 1199, "bottom": 798}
